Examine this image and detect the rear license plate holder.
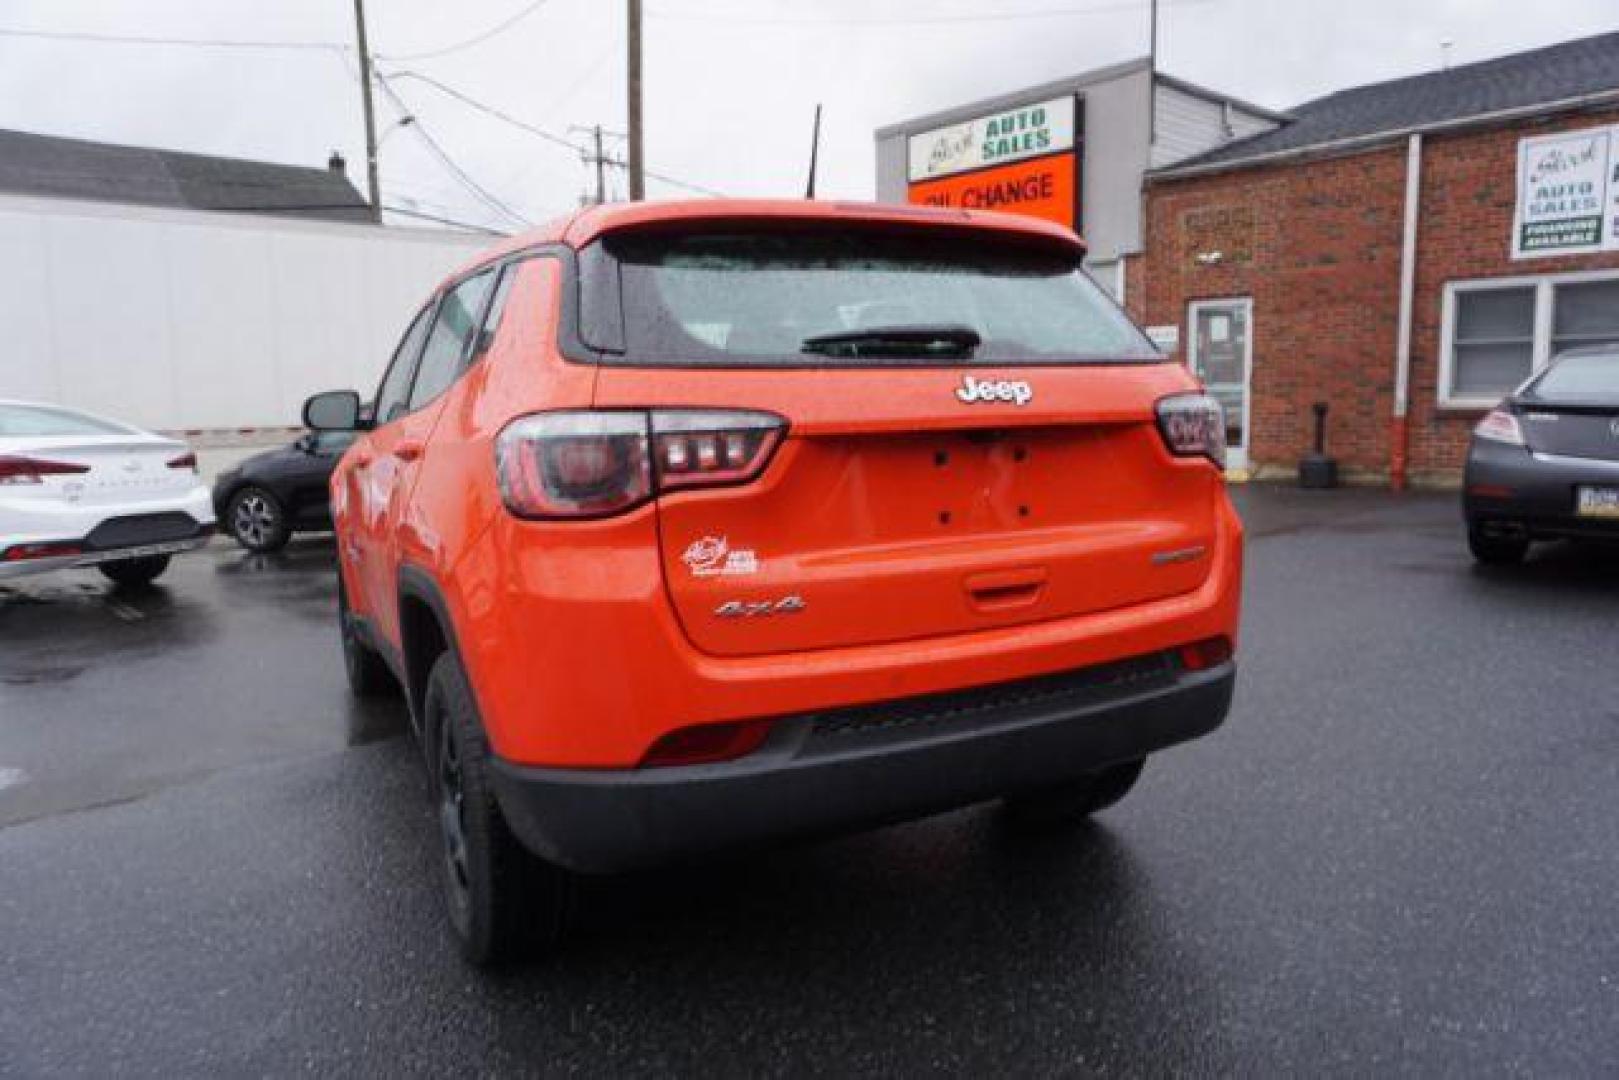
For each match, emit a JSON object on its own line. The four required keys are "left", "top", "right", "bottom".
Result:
{"left": 1576, "top": 486, "right": 1619, "bottom": 519}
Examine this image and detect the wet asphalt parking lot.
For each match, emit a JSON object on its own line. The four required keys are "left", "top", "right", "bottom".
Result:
{"left": 1, "top": 485, "right": 1616, "bottom": 1076}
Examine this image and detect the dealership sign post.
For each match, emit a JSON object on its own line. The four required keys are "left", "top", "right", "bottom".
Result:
{"left": 906, "top": 96, "right": 1082, "bottom": 230}
{"left": 1512, "top": 124, "right": 1619, "bottom": 259}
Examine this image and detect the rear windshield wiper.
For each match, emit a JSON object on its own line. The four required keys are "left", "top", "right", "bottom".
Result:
{"left": 800, "top": 324, "right": 982, "bottom": 359}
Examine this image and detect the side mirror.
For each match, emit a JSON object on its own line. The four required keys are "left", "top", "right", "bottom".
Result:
{"left": 303, "top": 390, "right": 362, "bottom": 432}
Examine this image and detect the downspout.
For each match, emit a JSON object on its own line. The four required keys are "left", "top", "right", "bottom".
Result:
{"left": 1391, "top": 133, "right": 1422, "bottom": 491}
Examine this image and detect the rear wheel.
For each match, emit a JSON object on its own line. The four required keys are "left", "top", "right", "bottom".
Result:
{"left": 1002, "top": 758, "right": 1146, "bottom": 828}
{"left": 98, "top": 555, "right": 171, "bottom": 588}
{"left": 426, "top": 651, "right": 570, "bottom": 966}
{"left": 1468, "top": 524, "right": 1529, "bottom": 566}
{"left": 226, "top": 486, "right": 291, "bottom": 553}
{"left": 339, "top": 577, "right": 394, "bottom": 698}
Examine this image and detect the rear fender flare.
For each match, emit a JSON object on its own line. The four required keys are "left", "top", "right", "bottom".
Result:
{"left": 396, "top": 565, "right": 488, "bottom": 762}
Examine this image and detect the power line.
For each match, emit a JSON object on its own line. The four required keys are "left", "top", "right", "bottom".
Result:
{"left": 381, "top": 69, "right": 725, "bottom": 197}
{"left": 372, "top": 73, "right": 533, "bottom": 228}
{"left": 383, "top": 204, "right": 509, "bottom": 234}
{"left": 381, "top": 69, "right": 591, "bottom": 156}
{"left": 645, "top": 0, "right": 1203, "bottom": 26}
{"left": 0, "top": 25, "right": 344, "bottom": 50}
{"left": 376, "top": 0, "right": 552, "bottom": 62}
{"left": 641, "top": 164, "right": 722, "bottom": 198}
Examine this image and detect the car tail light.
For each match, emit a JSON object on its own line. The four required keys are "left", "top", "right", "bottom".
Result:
{"left": 166, "top": 451, "right": 198, "bottom": 472}
{"left": 1155, "top": 394, "right": 1226, "bottom": 468}
{"left": 2, "top": 541, "right": 84, "bottom": 562}
{"left": 496, "top": 410, "right": 785, "bottom": 520}
{"left": 1474, "top": 408, "right": 1524, "bottom": 446}
{"left": 0, "top": 455, "right": 91, "bottom": 486}
{"left": 651, "top": 411, "right": 784, "bottom": 492}
{"left": 1179, "top": 636, "right": 1234, "bottom": 672}
{"left": 639, "top": 719, "right": 774, "bottom": 767}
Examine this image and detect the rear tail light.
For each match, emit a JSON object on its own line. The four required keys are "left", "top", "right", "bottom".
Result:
{"left": 166, "top": 451, "right": 198, "bottom": 472}
{"left": 651, "top": 411, "right": 783, "bottom": 492}
{"left": 1155, "top": 394, "right": 1226, "bottom": 468}
{"left": 1179, "top": 636, "right": 1234, "bottom": 672}
{"left": 496, "top": 410, "right": 785, "bottom": 519}
{"left": 0, "top": 455, "right": 91, "bottom": 486}
{"left": 1474, "top": 408, "right": 1524, "bottom": 446}
{"left": 639, "top": 719, "right": 774, "bottom": 767}
{"left": 2, "top": 541, "right": 84, "bottom": 562}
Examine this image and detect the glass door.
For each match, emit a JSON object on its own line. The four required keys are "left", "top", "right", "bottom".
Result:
{"left": 1187, "top": 298, "right": 1253, "bottom": 472}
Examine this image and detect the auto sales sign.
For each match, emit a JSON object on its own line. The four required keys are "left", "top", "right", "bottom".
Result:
{"left": 907, "top": 95, "right": 1081, "bottom": 230}
{"left": 1512, "top": 125, "right": 1619, "bottom": 259}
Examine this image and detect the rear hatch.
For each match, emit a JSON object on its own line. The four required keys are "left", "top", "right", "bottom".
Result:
{"left": 1518, "top": 349, "right": 1619, "bottom": 463}
{"left": 584, "top": 220, "right": 1223, "bottom": 658}
{"left": 1519, "top": 405, "right": 1619, "bottom": 462}
{"left": 12, "top": 437, "right": 195, "bottom": 506}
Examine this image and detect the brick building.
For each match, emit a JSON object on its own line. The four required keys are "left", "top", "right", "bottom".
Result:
{"left": 1125, "top": 32, "right": 1619, "bottom": 484}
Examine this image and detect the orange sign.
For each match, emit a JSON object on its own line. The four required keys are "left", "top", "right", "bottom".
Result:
{"left": 907, "top": 152, "right": 1078, "bottom": 229}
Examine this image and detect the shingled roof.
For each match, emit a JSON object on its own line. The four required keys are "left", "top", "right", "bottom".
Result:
{"left": 0, "top": 128, "right": 373, "bottom": 223}
{"left": 1156, "top": 30, "right": 1619, "bottom": 177}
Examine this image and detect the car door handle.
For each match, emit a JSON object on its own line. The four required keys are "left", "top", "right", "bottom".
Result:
{"left": 964, "top": 567, "right": 1047, "bottom": 612}
{"left": 393, "top": 440, "right": 424, "bottom": 462}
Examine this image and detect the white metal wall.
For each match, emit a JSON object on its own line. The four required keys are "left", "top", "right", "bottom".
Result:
{"left": 0, "top": 194, "right": 488, "bottom": 433}
{"left": 1149, "top": 84, "right": 1279, "bottom": 169}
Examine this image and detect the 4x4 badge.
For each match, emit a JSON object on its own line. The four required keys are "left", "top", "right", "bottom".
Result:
{"left": 956, "top": 375, "right": 1032, "bottom": 406}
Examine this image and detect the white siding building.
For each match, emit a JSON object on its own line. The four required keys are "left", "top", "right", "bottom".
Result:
{"left": 0, "top": 193, "right": 484, "bottom": 437}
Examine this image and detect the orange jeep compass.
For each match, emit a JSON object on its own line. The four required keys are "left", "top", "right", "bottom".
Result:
{"left": 305, "top": 200, "right": 1242, "bottom": 964}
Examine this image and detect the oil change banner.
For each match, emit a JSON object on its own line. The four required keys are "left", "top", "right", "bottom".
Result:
{"left": 1512, "top": 124, "right": 1619, "bottom": 259}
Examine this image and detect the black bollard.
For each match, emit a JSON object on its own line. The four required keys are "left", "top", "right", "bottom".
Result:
{"left": 1298, "top": 401, "right": 1340, "bottom": 489}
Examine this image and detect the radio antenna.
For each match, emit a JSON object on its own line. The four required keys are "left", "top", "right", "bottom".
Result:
{"left": 805, "top": 104, "right": 823, "bottom": 199}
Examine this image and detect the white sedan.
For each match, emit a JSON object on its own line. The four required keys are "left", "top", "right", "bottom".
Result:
{"left": 0, "top": 400, "right": 215, "bottom": 586}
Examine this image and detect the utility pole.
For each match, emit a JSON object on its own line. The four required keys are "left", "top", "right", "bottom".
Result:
{"left": 1147, "top": 0, "right": 1158, "bottom": 147}
{"left": 627, "top": 0, "right": 645, "bottom": 200}
{"left": 353, "top": 0, "right": 382, "bottom": 222}
{"left": 569, "top": 124, "right": 614, "bottom": 205}
{"left": 593, "top": 125, "right": 608, "bottom": 205}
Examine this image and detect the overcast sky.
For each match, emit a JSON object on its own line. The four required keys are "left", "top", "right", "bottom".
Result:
{"left": 0, "top": 0, "right": 1614, "bottom": 233}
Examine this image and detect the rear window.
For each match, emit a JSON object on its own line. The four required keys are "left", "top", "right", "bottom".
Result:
{"left": 585, "top": 228, "right": 1159, "bottom": 366}
{"left": 1528, "top": 351, "right": 1619, "bottom": 404}
{"left": 0, "top": 403, "right": 131, "bottom": 438}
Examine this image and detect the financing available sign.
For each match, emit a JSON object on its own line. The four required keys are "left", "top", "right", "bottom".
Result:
{"left": 1512, "top": 125, "right": 1619, "bottom": 259}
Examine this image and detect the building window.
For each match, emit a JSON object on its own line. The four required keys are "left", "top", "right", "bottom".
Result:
{"left": 1551, "top": 279, "right": 1619, "bottom": 356}
{"left": 1440, "top": 271, "right": 1619, "bottom": 408}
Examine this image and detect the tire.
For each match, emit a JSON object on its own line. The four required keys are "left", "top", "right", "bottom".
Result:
{"left": 1468, "top": 524, "right": 1529, "bottom": 566}
{"left": 425, "top": 651, "right": 570, "bottom": 966}
{"left": 226, "top": 486, "right": 291, "bottom": 553}
{"left": 1002, "top": 758, "right": 1147, "bottom": 828}
{"left": 339, "top": 577, "right": 395, "bottom": 698}
{"left": 98, "top": 555, "right": 172, "bottom": 588}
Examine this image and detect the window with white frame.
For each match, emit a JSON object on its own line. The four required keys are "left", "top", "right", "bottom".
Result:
{"left": 1440, "top": 271, "right": 1619, "bottom": 407}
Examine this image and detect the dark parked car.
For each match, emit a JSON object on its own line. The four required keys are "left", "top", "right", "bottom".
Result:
{"left": 212, "top": 430, "right": 356, "bottom": 552}
{"left": 1463, "top": 346, "right": 1619, "bottom": 564}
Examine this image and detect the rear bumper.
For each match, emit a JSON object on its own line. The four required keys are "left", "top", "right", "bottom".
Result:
{"left": 491, "top": 652, "right": 1235, "bottom": 873}
{"left": 0, "top": 498, "right": 215, "bottom": 581}
{"left": 1464, "top": 440, "right": 1619, "bottom": 539}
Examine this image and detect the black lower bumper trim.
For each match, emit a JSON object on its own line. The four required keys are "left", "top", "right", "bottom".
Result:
{"left": 84, "top": 512, "right": 209, "bottom": 550}
{"left": 492, "top": 657, "right": 1236, "bottom": 874}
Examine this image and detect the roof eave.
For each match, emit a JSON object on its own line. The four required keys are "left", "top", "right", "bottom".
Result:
{"left": 1148, "top": 85, "right": 1619, "bottom": 182}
